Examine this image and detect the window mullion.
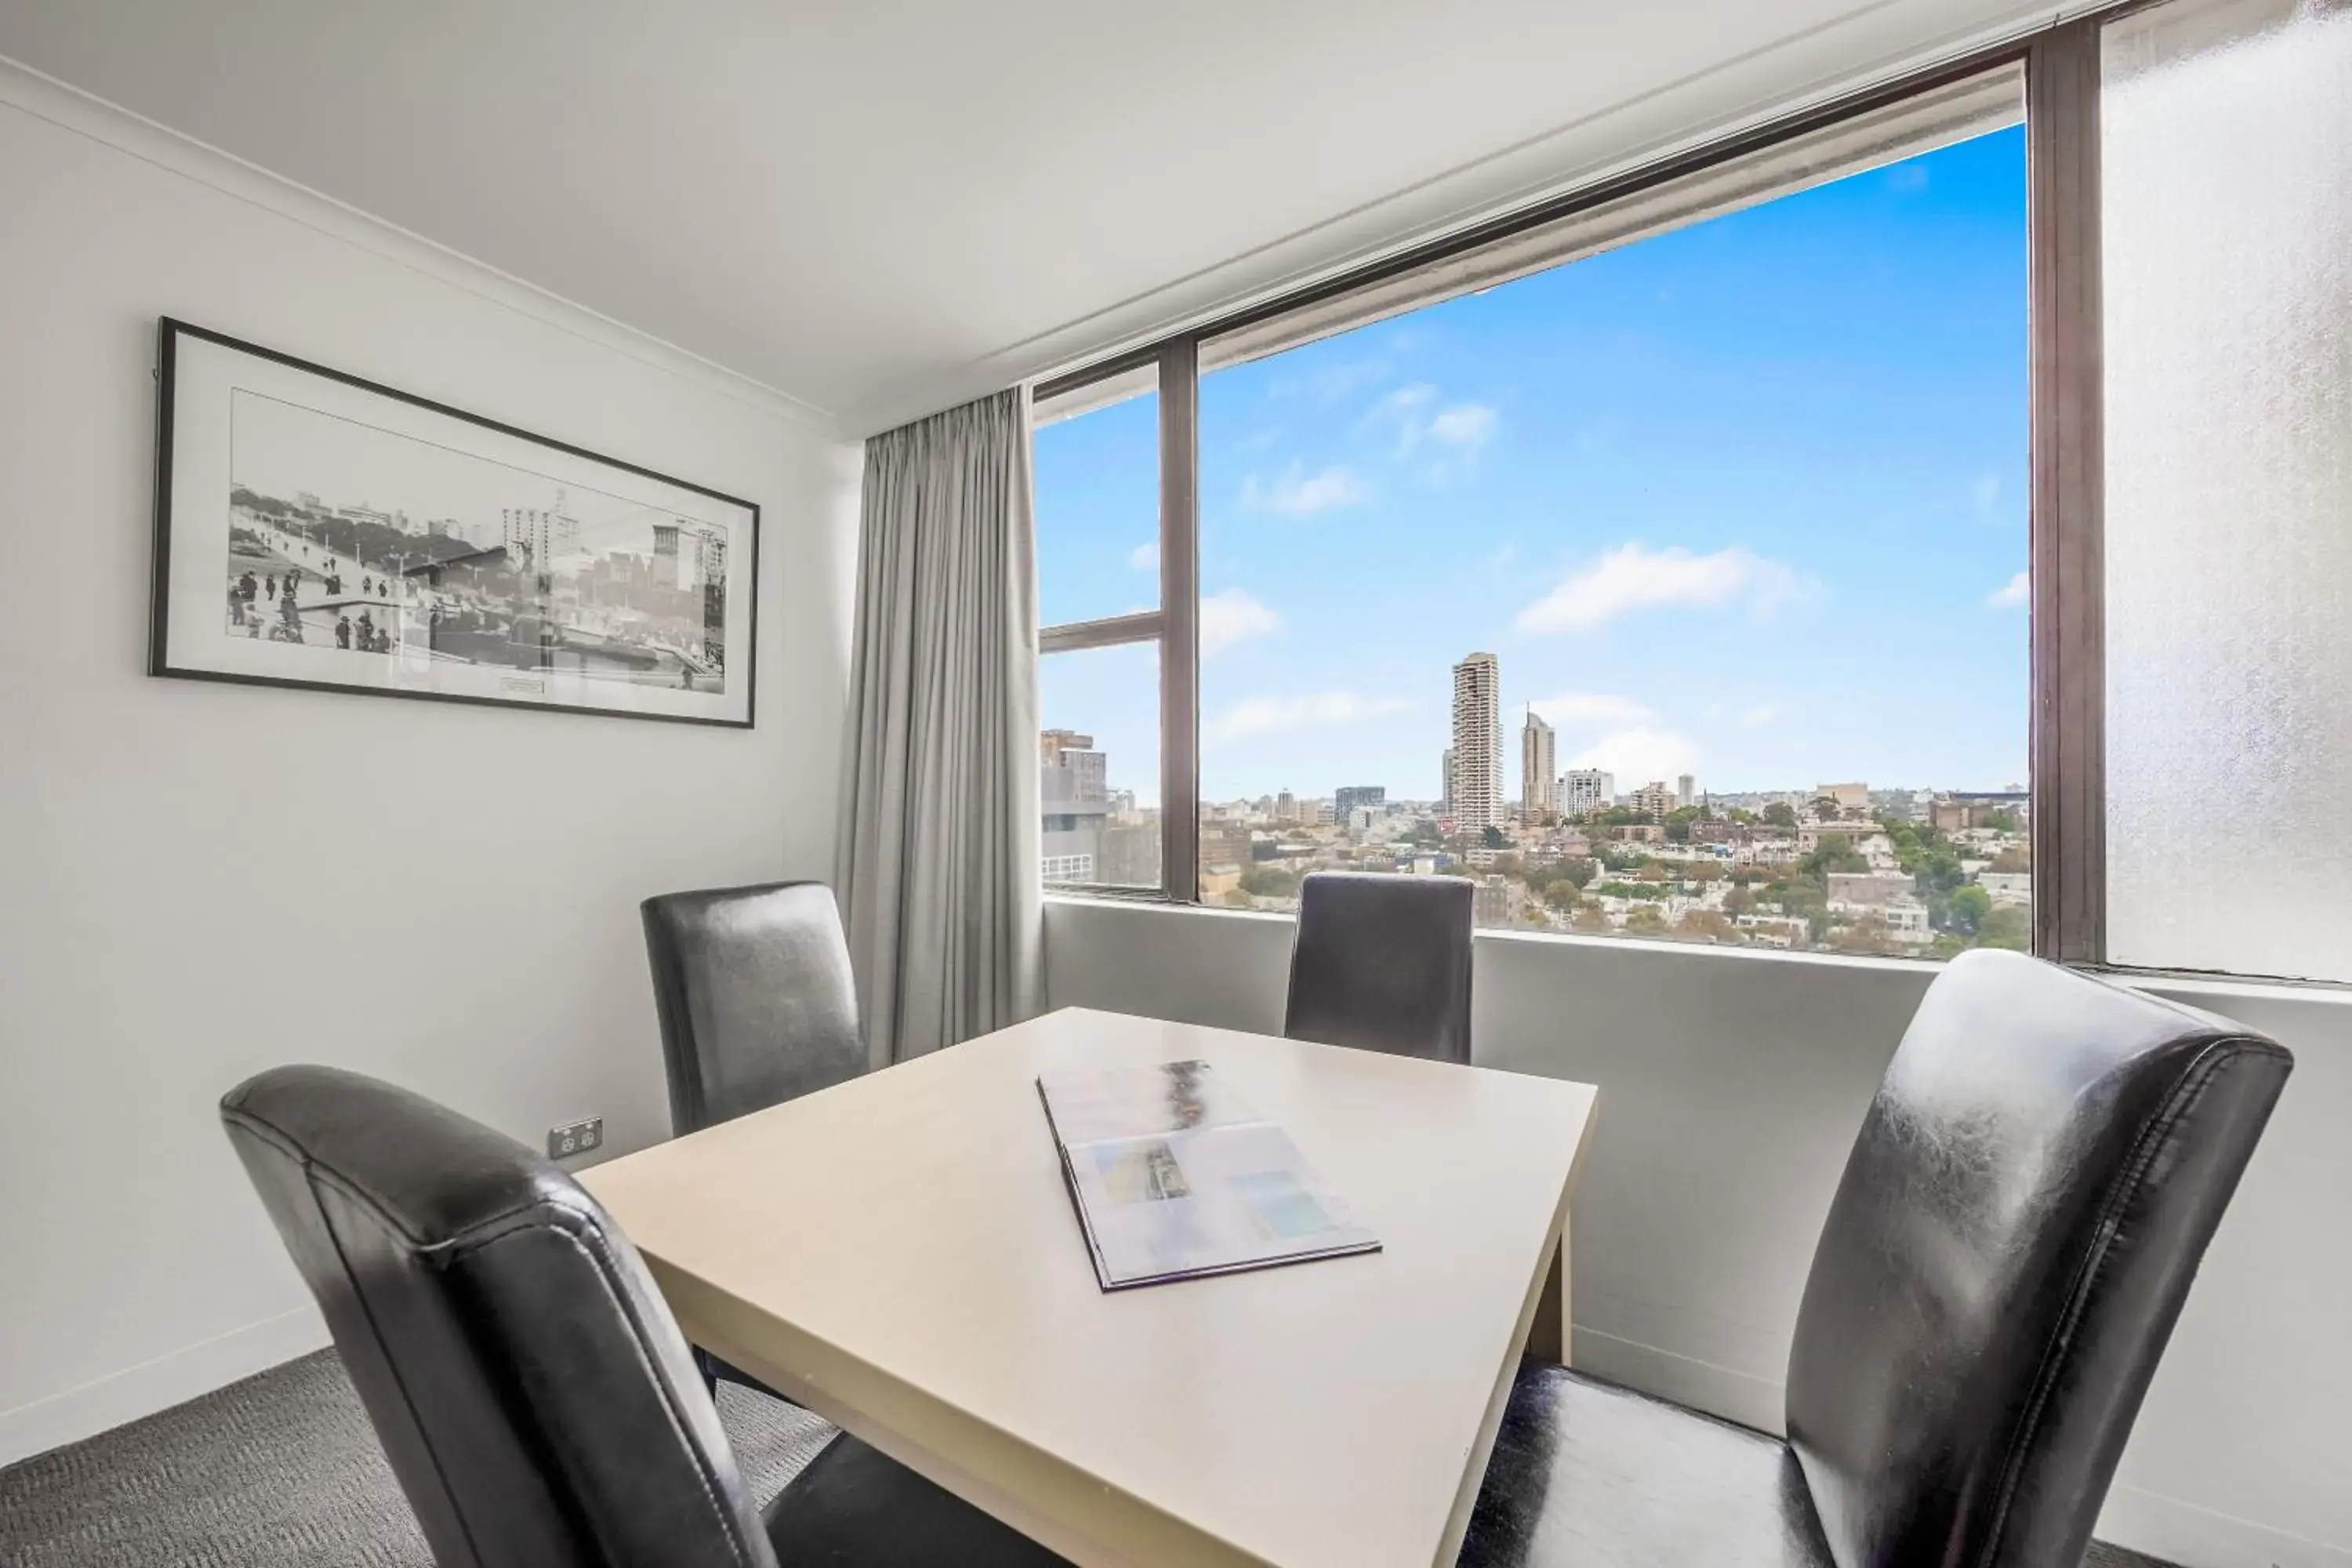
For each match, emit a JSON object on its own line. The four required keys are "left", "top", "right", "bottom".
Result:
{"left": 1160, "top": 339, "right": 1200, "bottom": 904}
{"left": 2027, "top": 18, "right": 2107, "bottom": 965}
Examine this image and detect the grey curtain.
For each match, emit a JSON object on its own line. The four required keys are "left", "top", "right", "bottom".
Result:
{"left": 836, "top": 387, "right": 1041, "bottom": 1064}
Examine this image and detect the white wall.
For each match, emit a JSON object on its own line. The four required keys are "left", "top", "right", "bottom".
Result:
{"left": 0, "top": 67, "right": 862, "bottom": 1464}
{"left": 1045, "top": 898, "right": 2352, "bottom": 1568}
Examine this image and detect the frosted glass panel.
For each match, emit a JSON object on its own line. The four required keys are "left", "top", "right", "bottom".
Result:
{"left": 2102, "top": 0, "right": 2352, "bottom": 979}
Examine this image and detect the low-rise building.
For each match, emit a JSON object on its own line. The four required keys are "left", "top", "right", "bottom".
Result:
{"left": 1828, "top": 871, "right": 1917, "bottom": 911}
{"left": 1816, "top": 781, "right": 1871, "bottom": 815}
{"left": 1735, "top": 914, "right": 1811, "bottom": 948}
{"left": 1881, "top": 899, "right": 1933, "bottom": 942}
{"left": 1628, "top": 780, "right": 1675, "bottom": 818}
{"left": 1472, "top": 875, "right": 1520, "bottom": 927}
{"left": 1976, "top": 871, "right": 2033, "bottom": 906}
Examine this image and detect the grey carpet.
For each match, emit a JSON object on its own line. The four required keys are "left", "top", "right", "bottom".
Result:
{"left": 0, "top": 1351, "right": 837, "bottom": 1566}
{"left": 0, "top": 1349, "right": 2176, "bottom": 1567}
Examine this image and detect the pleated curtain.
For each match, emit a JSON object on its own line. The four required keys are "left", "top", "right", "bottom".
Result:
{"left": 835, "top": 387, "right": 1041, "bottom": 1064}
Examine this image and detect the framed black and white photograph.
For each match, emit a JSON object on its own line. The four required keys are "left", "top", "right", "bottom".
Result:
{"left": 151, "top": 318, "right": 758, "bottom": 727}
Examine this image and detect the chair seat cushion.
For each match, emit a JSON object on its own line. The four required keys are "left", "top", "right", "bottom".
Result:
{"left": 1460, "top": 1363, "right": 1834, "bottom": 1568}
{"left": 762, "top": 1431, "right": 1073, "bottom": 1567}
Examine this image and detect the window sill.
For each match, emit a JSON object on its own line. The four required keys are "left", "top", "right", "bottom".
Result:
{"left": 1044, "top": 891, "right": 1940, "bottom": 975}
{"left": 2087, "top": 964, "right": 2352, "bottom": 1007}
{"left": 1043, "top": 892, "right": 2352, "bottom": 1001}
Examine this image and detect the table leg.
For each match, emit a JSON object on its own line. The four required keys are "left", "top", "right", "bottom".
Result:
{"left": 1526, "top": 1223, "right": 1567, "bottom": 1365}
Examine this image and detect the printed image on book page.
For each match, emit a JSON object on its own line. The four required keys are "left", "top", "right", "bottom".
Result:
{"left": 1037, "top": 1059, "right": 1380, "bottom": 1290}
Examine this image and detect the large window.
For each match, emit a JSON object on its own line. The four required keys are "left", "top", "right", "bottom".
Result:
{"left": 1034, "top": 370, "right": 1169, "bottom": 893}
{"left": 1033, "top": 0, "right": 2352, "bottom": 983}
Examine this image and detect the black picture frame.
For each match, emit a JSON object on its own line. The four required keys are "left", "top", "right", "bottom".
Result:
{"left": 150, "top": 317, "right": 760, "bottom": 728}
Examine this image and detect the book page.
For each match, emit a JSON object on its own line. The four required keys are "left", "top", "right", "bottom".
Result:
{"left": 1040, "top": 1060, "right": 1380, "bottom": 1289}
{"left": 1038, "top": 1058, "right": 1265, "bottom": 1147}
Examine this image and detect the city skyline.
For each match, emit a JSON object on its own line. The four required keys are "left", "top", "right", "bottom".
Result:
{"left": 1036, "top": 125, "right": 2031, "bottom": 808}
{"left": 232, "top": 388, "right": 739, "bottom": 568}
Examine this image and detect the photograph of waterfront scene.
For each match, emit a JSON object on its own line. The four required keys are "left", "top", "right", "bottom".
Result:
{"left": 153, "top": 321, "right": 757, "bottom": 726}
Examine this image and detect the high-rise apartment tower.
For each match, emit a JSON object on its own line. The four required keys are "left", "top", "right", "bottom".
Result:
{"left": 1523, "top": 708, "right": 1557, "bottom": 820}
{"left": 1450, "top": 652, "right": 1503, "bottom": 829}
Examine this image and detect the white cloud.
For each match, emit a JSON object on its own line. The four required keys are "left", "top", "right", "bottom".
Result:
{"left": 1568, "top": 727, "right": 1700, "bottom": 783}
{"left": 1369, "top": 383, "right": 1497, "bottom": 459}
{"left": 1369, "top": 383, "right": 1437, "bottom": 421}
{"left": 1987, "top": 570, "right": 2030, "bottom": 609}
{"left": 1128, "top": 541, "right": 1157, "bottom": 572}
{"left": 1200, "top": 588, "right": 1281, "bottom": 659}
{"left": 1206, "top": 691, "right": 1414, "bottom": 747}
{"left": 1515, "top": 542, "right": 1810, "bottom": 635}
{"left": 1426, "top": 403, "right": 1497, "bottom": 452}
{"left": 1240, "top": 463, "right": 1372, "bottom": 517}
{"left": 1528, "top": 692, "right": 1657, "bottom": 730}
{"left": 1737, "top": 701, "right": 1784, "bottom": 729}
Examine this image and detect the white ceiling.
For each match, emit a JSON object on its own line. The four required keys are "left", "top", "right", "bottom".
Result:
{"left": 0, "top": 1, "right": 2065, "bottom": 435}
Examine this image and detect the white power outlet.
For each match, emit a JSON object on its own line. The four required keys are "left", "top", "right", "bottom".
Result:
{"left": 548, "top": 1116, "right": 603, "bottom": 1160}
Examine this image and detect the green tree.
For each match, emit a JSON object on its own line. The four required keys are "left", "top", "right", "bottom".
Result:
{"left": 1545, "top": 883, "right": 1584, "bottom": 913}
{"left": 1724, "top": 884, "right": 1757, "bottom": 916}
{"left": 1944, "top": 884, "right": 1992, "bottom": 935}
{"left": 1761, "top": 801, "right": 1798, "bottom": 829}
{"left": 1625, "top": 904, "right": 1668, "bottom": 935}
{"left": 1563, "top": 857, "right": 1597, "bottom": 889}
{"left": 1592, "top": 843, "right": 1642, "bottom": 874}
{"left": 1240, "top": 866, "right": 1299, "bottom": 899}
{"left": 1977, "top": 905, "right": 2031, "bottom": 951}
{"left": 1801, "top": 837, "right": 1867, "bottom": 877}
{"left": 1572, "top": 903, "right": 1611, "bottom": 934}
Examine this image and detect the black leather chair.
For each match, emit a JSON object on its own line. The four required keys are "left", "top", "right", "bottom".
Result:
{"left": 1283, "top": 870, "right": 1475, "bottom": 1063}
{"left": 641, "top": 880, "right": 866, "bottom": 1135}
{"left": 220, "top": 1065, "right": 1069, "bottom": 1568}
{"left": 1459, "top": 948, "right": 2292, "bottom": 1568}
{"left": 641, "top": 880, "right": 865, "bottom": 1399}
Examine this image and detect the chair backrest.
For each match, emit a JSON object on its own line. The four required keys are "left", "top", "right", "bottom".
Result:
{"left": 1785, "top": 949, "right": 2291, "bottom": 1568}
{"left": 641, "top": 880, "right": 865, "bottom": 1134}
{"left": 220, "top": 1066, "right": 776, "bottom": 1568}
{"left": 1282, "top": 872, "right": 1475, "bottom": 1063}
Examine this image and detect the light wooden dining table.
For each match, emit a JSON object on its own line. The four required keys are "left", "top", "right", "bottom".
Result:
{"left": 579, "top": 1007, "right": 1599, "bottom": 1568}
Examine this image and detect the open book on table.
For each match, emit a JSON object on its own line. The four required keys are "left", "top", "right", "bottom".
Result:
{"left": 1036, "top": 1058, "right": 1381, "bottom": 1290}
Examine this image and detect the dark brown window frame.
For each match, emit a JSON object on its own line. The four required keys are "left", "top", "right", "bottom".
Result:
{"left": 1035, "top": 5, "right": 2143, "bottom": 967}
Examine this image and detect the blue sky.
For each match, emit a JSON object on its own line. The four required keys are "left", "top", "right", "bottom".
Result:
{"left": 1036, "top": 126, "right": 2029, "bottom": 808}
